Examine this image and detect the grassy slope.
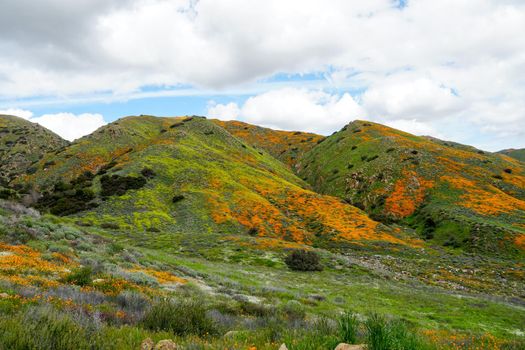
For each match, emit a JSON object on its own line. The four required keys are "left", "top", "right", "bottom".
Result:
{"left": 0, "top": 201, "right": 524, "bottom": 349}
{"left": 21, "top": 115, "right": 413, "bottom": 249}
{"left": 0, "top": 115, "right": 69, "bottom": 185}
{"left": 212, "top": 119, "right": 324, "bottom": 168}
{"left": 0, "top": 116, "right": 524, "bottom": 347}
{"left": 498, "top": 148, "right": 525, "bottom": 162}
{"left": 297, "top": 120, "right": 525, "bottom": 256}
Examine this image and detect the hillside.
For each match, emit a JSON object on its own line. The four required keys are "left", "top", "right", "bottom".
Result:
{"left": 498, "top": 148, "right": 525, "bottom": 162}
{"left": 212, "top": 119, "right": 324, "bottom": 168}
{"left": 18, "top": 115, "right": 414, "bottom": 250}
{"left": 0, "top": 115, "right": 68, "bottom": 190}
{"left": 296, "top": 120, "right": 525, "bottom": 255}
{"left": 1, "top": 115, "right": 524, "bottom": 349}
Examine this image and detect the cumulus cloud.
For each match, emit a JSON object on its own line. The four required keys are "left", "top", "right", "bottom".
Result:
{"left": 1, "top": 0, "right": 525, "bottom": 149}
{"left": 0, "top": 109, "right": 106, "bottom": 141}
{"left": 208, "top": 88, "right": 365, "bottom": 134}
{"left": 0, "top": 108, "right": 34, "bottom": 120}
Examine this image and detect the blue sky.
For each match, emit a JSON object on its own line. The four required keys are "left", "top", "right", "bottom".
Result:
{"left": 1, "top": 0, "right": 524, "bottom": 151}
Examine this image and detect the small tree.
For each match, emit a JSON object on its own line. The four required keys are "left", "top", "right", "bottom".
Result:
{"left": 284, "top": 250, "right": 322, "bottom": 271}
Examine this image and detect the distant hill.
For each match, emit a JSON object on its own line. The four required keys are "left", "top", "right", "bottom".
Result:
{"left": 296, "top": 120, "right": 525, "bottom": 254}
{"left": 18, "top": 115, "right": 414, "bottom": 249}
{"left": 212, "top": 119, "right": 324, "bottom": 168}
{"left": 0, "top": 115, "right": 68, "bottom": 188}
{"left": 498, "top": 148, "right": 525, "bottom": 162}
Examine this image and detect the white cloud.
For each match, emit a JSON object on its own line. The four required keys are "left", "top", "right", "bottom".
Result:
{"left": 0, "top": 109, "right": 106, "bottom": 141}
{"left": 207, "top": 102, "right": 240, "bottom": 121}
{"left": 0, "top": 108, "right": 34, "bottom": 120}
{"left": 207, "top": 88, "right": 365, "bottom": 134}
{"left": 1, "top": 1, "right": 525, "bottom": 149}
{"left": 362, "top": 78, "right": 463, "bottom": 121}
{"left": 384, "top": 119, "right": 441, "bottom": 137}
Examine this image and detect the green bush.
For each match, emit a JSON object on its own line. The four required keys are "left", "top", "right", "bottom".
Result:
{"left": 62, "top": 266, "right": 93, "bottom": 287}
{"left": 141, "top": 167, "right": 156, "bottom": 179}
{"left": 141, "top": 299, "right": 217, "bottom": 336}
{"left": 284, "top": 250, "right": 323, "bottom": 271}
{"left": 0, "top": 306, "right": 92, "bottom": 350}
{"left": 100, "top": 174, "right": 147, "bottom": 197}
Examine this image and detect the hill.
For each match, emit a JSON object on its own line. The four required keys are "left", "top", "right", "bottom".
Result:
{"left": 498, "top": 148, "right": 525, "bottom": 162}
{"left": 0, "top": 115, "right": 69, "bottom": 197}
{"left": 1, "top": 115, "right": 524, "bottom": 348}
{"left": 212, "top": 119, "right": 324, "bottom": 168}
{"left": 18, "top": 115, "right": 414, "bottom": 250}
{"left": 296, "top": 120, "right": 525, "bottom": 255}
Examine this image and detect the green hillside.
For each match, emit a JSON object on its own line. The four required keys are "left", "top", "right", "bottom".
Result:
{"left": 296, "top": 120, "right": 525, "bottom": 255}
{"left": 498, "top": 148, "right": 525, "bottom": 162}
{"left": 19, "top": 115, "right": 413, "bottom": 250}
{"left": 0, "top": 115, "right": 523, "bottom": 349}
{"left": 212, "top": 119, "right": 324, "bottom": 168}
{"left": 0, "top": 115, "right": 68, "bottom": 190}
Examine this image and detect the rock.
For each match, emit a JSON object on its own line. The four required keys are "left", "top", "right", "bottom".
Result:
{"left": 140, "top": 338, "right": 155, "bottom": 350}
{"left": 223, "top": 330, "right": 240, "bottom": 338}
{"left": 155, "top": 339, "right": 178, "bottom": 350}
{"left": 334, "top": 343, "right": 366, "bottom": 350}
{"left": 279, "top": 344, "right": 288, "bottom": 350}
{"left": 0, "top": 292, "right": 9, "bottom": 298}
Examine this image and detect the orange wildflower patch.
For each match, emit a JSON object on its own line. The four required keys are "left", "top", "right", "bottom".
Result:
{"left": 0, "top": 243, "right": 74, "bottom": 287}
{"left": 385, "top": 171, "right": 434, "bottom": 218}
{"left": 129, "top": 267, "right": 186, "bottom": 284}
{"left": 208, "top": 174, "right": 415, "bottom": 247}
{"left": 515, "top": 235, "right": 525, "bottom": 250}
{"left": 441, "top": 176, "right": 525, "bottom": 215}
{"left": 213, "top": 120, "right": 323, "bottom": 167}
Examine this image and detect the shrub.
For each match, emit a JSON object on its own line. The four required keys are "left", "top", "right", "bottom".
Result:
{"left": 0, "top": 306, "right": 92, "bottom": 350}
{"left": 284, "top": 250, "right": 323, "bottom": 271}
{"left": 63, "top": 267, "right": 93, "bottom": 287}
{"left": 141, "top": 299, "right": 217, "bottom": 336}
{"left": 172, "top": 194, "right": 185, "bottom": 203}
{"left": 339, "top": 311, "right": 359, "bottom": 344}
{"left": 141, "top": 167, "right": 156, "bottom": 179}
{"left": 96, "top": 161, "right": 117, "bottom": 175}
{"left": 100, "top": 174, "right": 147, "bottom": 197}
{"left": 101, "top": 222, "right": 120, "bottom": 230}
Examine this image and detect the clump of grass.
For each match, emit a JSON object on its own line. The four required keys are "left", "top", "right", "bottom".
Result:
{"left": 366, "top": 313, "right": 391, "bottom": 350}
{"left": 141, "top": 299, "right": 217, "bottom": 337}
{"left": 365, "top": 314, "right": 436, "bottom": 350}
{"left": 339, "top": 310, "right": 359, "bottom": 344}
{"left": 62, "top": 266, "right": 93, "bottom": 287}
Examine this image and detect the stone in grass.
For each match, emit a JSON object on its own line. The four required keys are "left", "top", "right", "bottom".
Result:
{"left": 223, "top": 330, "right": 240, "bottom": 338}
{"left": 279, "top": 344, "right": 289, "bottom": 350}
{"left": 140, "top": 338, "right": 155, "bottom": 350}
{"left": 155, "top": 339, "right": 178, "bottom": 350}
{"left": 334, "top": 343, "right": 366, "bottom": 350}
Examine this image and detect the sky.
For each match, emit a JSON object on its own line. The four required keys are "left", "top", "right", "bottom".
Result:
{"left": 0, "top": 0, "right": 524, "bottom": 151}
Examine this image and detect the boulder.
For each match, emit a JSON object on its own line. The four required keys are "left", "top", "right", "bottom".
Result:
{"left": 334, "top": 343, "right": 366, "bottom": 350}
{"left": 223, "top": 330, "right": 240, "bottom": 338}
{"left": 140, "top": 338, "right": 155, "bottom": 350}
{"left": 279, "top": 344, "right": 288, "bottom": 350}
{"left": 155, "top": 340, "right": 178, "bottom": 350}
